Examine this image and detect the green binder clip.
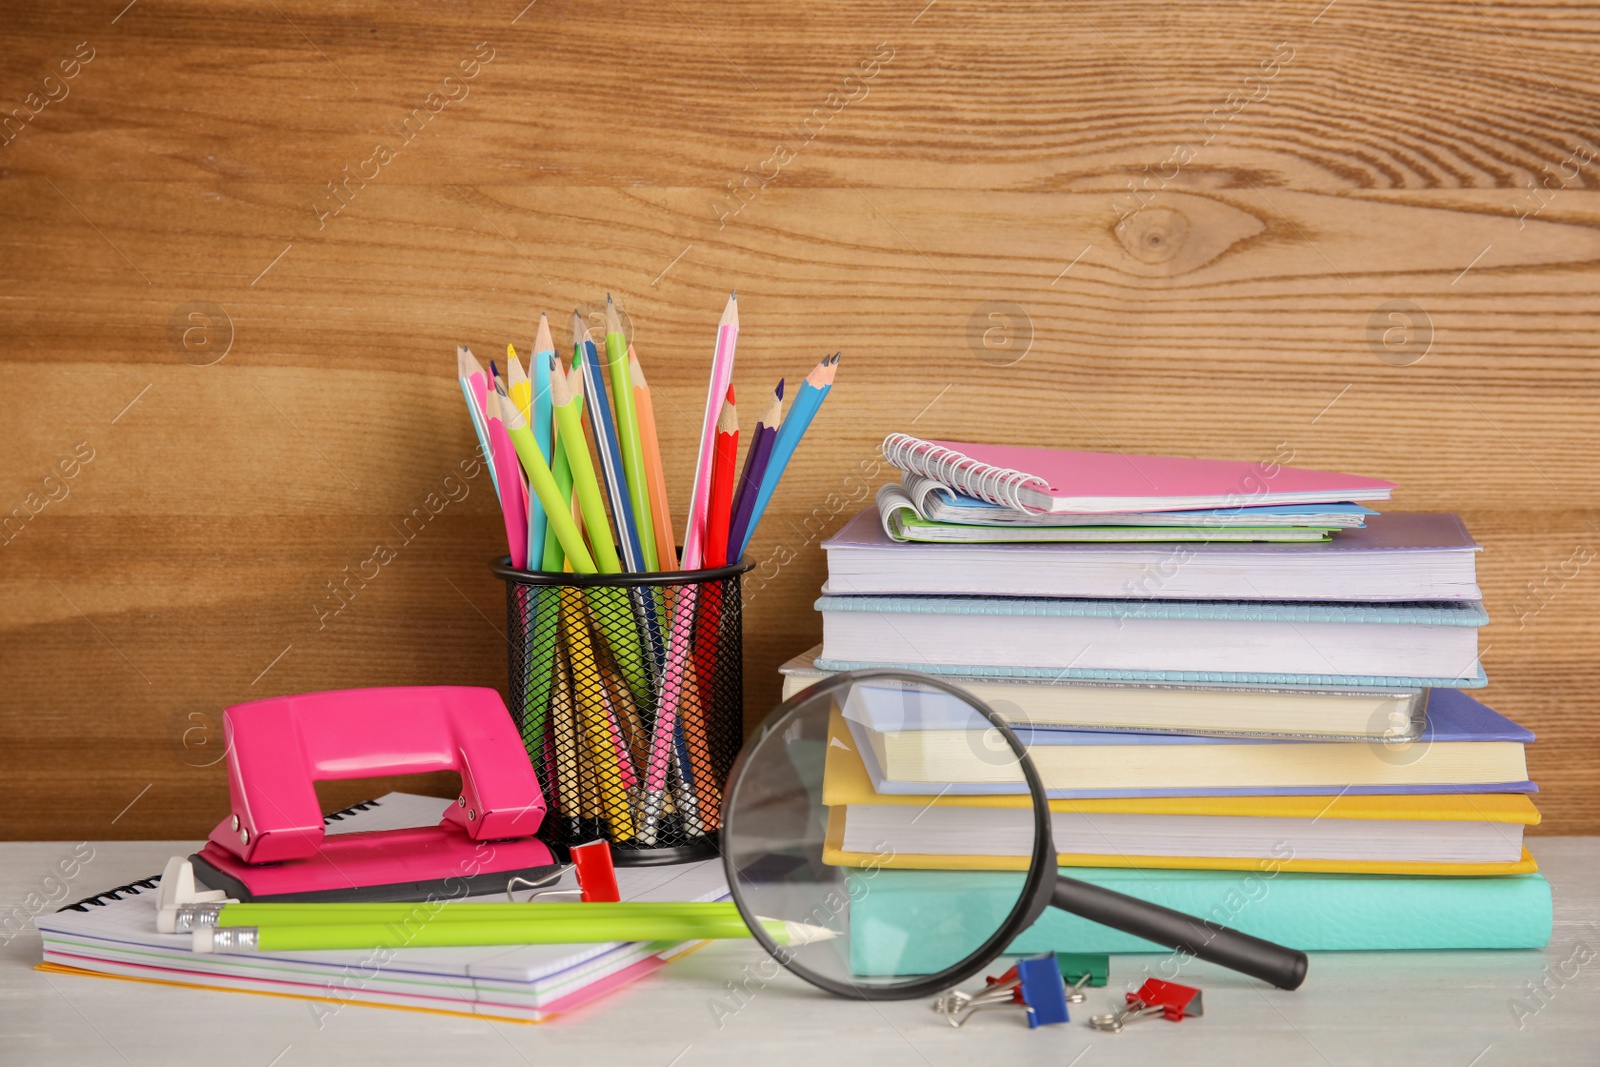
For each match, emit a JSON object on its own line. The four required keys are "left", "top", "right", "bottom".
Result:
{"left": 1058, "top": 952, "right": 1110, "bottom": 1004}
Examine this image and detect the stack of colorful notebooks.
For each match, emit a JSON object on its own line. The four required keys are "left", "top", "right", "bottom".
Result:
{"left": 780, "top": 435, "right": 1552, "bottom": 955}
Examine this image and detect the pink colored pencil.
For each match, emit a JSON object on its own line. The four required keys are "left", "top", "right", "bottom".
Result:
{"left": 642, "top": 293, "right": 739, "bottom": 841}
{"left": 680, "top": 293, "right": 739, "bottom": 570}
{"left": 485, "top": 376, "right": 531, "bottom": 569}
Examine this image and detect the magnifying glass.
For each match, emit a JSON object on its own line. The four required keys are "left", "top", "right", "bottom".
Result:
{"left": 720, "top": 669, "right": 1308, "bottom": 999}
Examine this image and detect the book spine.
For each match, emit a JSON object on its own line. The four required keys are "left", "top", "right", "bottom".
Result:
{"left": 847, "top": 869, "right": 1551, "bottom": 971}
{"left": 881, "top": 433, "right": 1044, "bottom": 511}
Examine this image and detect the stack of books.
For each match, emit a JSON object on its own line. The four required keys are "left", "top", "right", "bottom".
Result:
{"left": 781, "top": 435, "right": 1552, "bottom": 957}
{"left": 36, "top": 795, "right": 731, "bottom": 1023}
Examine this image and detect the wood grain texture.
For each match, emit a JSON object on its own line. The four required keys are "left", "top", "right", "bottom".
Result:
{"left": 2, "top": 0, "right": 1598, "bottom": 838}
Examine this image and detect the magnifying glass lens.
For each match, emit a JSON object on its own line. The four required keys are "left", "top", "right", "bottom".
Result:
{"left": 721, "top": 674, "right": 1043, "bottom": 995}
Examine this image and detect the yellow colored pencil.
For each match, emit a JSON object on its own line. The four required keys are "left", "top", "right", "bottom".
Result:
{"left": 506, "top": 343, "right": 532, "bottom": 420}
{"left": 549, "top": 640, "right": 582, "bottom": 835}
{"left": 560, "top": 587, "right": 636, "bottom": 841}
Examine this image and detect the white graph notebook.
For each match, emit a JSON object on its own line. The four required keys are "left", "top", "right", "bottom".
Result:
{"left": 35, "top": 793, "right": 729, "bottom": 1023}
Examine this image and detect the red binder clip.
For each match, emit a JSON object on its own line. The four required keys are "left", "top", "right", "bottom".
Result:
{"left": 505, "top": 840, "right": 620, "bottom": 903}
{"left": 569, "top": 839, "right": 620, "bottom": 903}
{"left": 1088, "top": 979, "right": 1203, "bottom": 1032}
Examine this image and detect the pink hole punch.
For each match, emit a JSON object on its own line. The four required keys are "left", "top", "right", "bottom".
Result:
{"left": 190, "top": 686, "right": 561, "bottom": 902}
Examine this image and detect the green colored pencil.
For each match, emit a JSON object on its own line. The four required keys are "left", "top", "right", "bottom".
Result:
{"left": 540, "top": 353, "right": 584, "bottom": 572}
{"left": 194, "top": 913, "right": 836, "bottom": 953}
{"left": 551, "top": 353, "right": 622, "bottom": 574}
{"left": 604, "top": 295, "right": 658, "bottom": 571}
{"left": 498, "top": 391, "right": 596, "bottom": 574}
{"left": 212, "top": 901, "right": 751, "bottom": 926}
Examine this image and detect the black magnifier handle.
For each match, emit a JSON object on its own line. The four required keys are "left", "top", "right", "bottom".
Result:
{"left": 1051, "top": 876, "right": 1308, "bottom": 990}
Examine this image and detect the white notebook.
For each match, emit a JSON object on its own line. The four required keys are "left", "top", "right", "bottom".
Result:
{"left": 815, "top": 595, "right": 1489, "bottom": 689}
{"left": 36, "top": 793, "right": 729, "bottom": 1023}
{"left": 823, "top": 507, "right": 1483, "bottom": 602}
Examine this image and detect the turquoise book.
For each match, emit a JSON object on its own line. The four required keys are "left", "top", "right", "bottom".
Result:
{"left": 847, "top": 866, "right": 1552, "bottom": 976}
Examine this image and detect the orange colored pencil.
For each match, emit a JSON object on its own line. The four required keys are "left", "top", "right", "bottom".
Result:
{"left": 630, "top": 346, "right": 678, "bottom": 571}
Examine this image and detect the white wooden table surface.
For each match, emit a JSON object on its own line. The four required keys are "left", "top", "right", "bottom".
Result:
{"left": 3, "top": 839, "right": 1597, "bottom": 1066}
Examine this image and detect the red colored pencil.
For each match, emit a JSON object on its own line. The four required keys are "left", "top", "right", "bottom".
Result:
{"left": 703, "top": 387, "right": 738, "bottom": 569}
{"left": 681, "top": 385, "right": 737, "bottom": 833}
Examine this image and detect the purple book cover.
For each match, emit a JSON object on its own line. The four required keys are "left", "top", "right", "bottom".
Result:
{"left": 849, "top": 688, "right": 1536, "bottom": 798}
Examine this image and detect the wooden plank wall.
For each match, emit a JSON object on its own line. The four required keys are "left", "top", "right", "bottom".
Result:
{"left": 2, "top": 1, "right": 1597, "bottom": 839}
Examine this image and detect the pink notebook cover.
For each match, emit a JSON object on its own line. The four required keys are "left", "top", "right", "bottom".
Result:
{"left": 909, "top": 438, "right": 1396, "bottom": 513}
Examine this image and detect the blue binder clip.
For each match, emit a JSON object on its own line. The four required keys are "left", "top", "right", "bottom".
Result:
{"left": 1017, "top": 955, "right": 1070, "bottom": 1028}
{"left": 931, "top": 952, "right": 1070, "bottom": 1028}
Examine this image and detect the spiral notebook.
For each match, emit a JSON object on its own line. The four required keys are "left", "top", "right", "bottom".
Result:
{"left": 35, "top": 793, "right": 729, "bottom": 1024}
{"left": 881, "top": 433, "right": 1396, "bottom": 514}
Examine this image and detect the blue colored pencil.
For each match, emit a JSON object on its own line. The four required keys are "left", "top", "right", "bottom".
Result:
{"left": 456, "top": 347, "right": 501, "bottom": 505}
{"left": 574, "top": 312, "right": 644, "bottom": 571}
{"left": 528, "top": 314, "right": 555, "bottom": 568}
{"left": 737, "top": 354, "right": 838, "bottom": 559}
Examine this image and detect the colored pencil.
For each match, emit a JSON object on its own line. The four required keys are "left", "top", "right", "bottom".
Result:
{"left": 485, "top": 377, "right": 531, "bottom": 569}
{"left": 703, "top": 388, "right": 738, "bottom": 569}
{"left": 497, "top": 390, "right": 596, "bottom": 574}
{"left": 575, "top": 312, "right": 643, "bottom": 571}
{"left": 736, "top": 353, "right": 838, "bottom": 559}
{"left": 195, "top": 911, "right": 838, "bottom": 952}
{"left": 540, "top": 353, "right": 584, "bottom": 572}
{"left": 550, "top": 359, "right": 652, "bottom": 703}
{"left": 547, "top": 638, "right": 583, "bottom": 840}
{"left": 529, "top": 314, "right": 555, "bottom": 565}
{"left": 599, "top": 660, "right": 649, "bottom": 771}
{"left": 549, "top": 357, "right": 622, "bottom": 575}
{"left": 630, "top": 347, "right": 678, "bottom": 571}
{"left": 458, "top": 348, "right": 502, "bottom": 505}
{"left": 506, "top": 343, "right": 548, "bottom": 576}
{"left": 520, "top": 583, "right": 561, "bottom": 742}
{"left": 680, "top": 292, "right": 739, "bottom": 570}
{"left": 604, "top": 295, "right": 658, "bottom": 570}
{"left": 685, "top": 385, "right": 738, "bottom": 831}
{"left": 560, "top": 586, "right": 636, "bottom": 841}
{"left": 505, "top": 344, "right": 531, "bottom": 415}
{"left": 643, "top": 295, "right": 738, "bottom": 842}
{"left": 211, "top": 901, "right": 764, "bottom": 926}
{"left": 726, "top": 380, "right": 781, "bottom": 564}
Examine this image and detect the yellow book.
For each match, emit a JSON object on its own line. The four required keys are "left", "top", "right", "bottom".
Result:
{"left": 820, "top": 710, "right": 1539, "bottom": 876}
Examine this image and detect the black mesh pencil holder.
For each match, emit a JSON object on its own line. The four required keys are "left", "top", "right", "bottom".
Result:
{"left": 492, "top": 557, "right": 750, "bottom": 865}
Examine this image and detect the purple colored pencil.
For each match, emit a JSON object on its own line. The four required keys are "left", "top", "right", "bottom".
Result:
{"left": 725, "top": 380, "right": 783, "bottom": 562}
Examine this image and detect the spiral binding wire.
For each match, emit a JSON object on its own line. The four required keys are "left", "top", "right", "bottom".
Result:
{"left": 57, "top": 798, "right": 387, "bottom": 912}
{"left": 881, "top": 433, "right": 1045, "bottom": 512}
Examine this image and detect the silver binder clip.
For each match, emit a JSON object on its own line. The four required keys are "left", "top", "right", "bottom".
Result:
{"left": 505, "top": 865, "right": 573, "bottom": 902}
{"left": 1087, "top": 998, "right": 1164, "bottom": 1033}
{"left": 932, "top": 976, "right": 1022, "bottom": 1027}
